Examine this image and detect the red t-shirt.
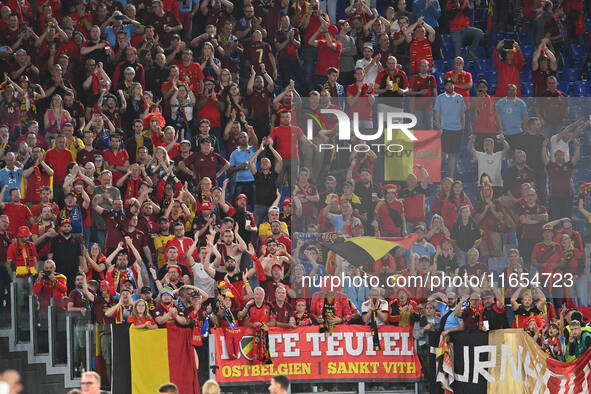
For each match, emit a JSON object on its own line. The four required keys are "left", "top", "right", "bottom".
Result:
{"left": 314, "top": 39, "right": 342, "bottom": 76}
{"left": 346, "top": 83, "right": 373, "bottom": 121}
{"left": 184, "top": 151, "right": 226, "bottom": 185}
{"left": 164, "top": 236, "right": 197, "bottom": 271}
{"left": 4, "top": 203, "right": 32, "bottom": 235}
{"left": 531, "top": 241, "right": 559, "bottom": 272}
{"left": 245, "top": 301, "right": 276, "bottom": 324}
{"left": 444, "top": 70, "right": 472, "bottom": 98}
{"left": 375, "top": 199, "right": 405, "bottom": 234}
{"left": 196, "top": 96, "right": 221, "bottom": 127}
{"left": 102, "top": 149, "right": 129, "bottom": 185}
{"left": 45, "top": 148, "right": 73, "bottom": 184}
{"left": 472, "top": 95, "right": 497, "bottom": 133}
{"left": 446, "top": 0, "right": 471, "bottom": 30}
{"left": 547, "top": 162, "right": 573, "bottom": 198}
{"left": 173, "top": 61, "right": 204, "bottom": 94}
{"left": 515, "top": 203, "right": 547, "bottom": 240}
{"left": 31, "top": 222, "right": 53, "bottom": 259}
{"left": 409, "top": 38, "right": 433, "bottom": 73}
{"left": 409, "top": 74, "right": 436, "bottom": 110}
{"left": 269, "top": 125, "right": 304, "bottom": 159}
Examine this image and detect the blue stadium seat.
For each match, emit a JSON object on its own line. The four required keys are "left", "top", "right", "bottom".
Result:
{"left": 436, "top": 73, "right": 445, "bottom": 87}
{"left": 562, "top": 68, "right": 580, "bottom": 83}
{"left": 520, "top": 71, "right": 532, "bottom": 83}
{"left": 441, "top": 34, "right": 453, "bottom": 50}
{"left": 474, "top": 8, "right": 487, "bottom": 21}
{"left": 558, "top": 82, "right": 571, "bottom": 94}
{"left": 520, "top": 45, "right": 535, "bottom": 60}
{"left": 570, "top": 43, "right": 586, "bottom": 60}
{"left": 521, "top": 83, "right": 533, "bottom": 97}
{"left": 433, "top": 59, "right": 447, "bottom": 73}
{"left": 516, "top": 32, "right": 529, "bottom": 45}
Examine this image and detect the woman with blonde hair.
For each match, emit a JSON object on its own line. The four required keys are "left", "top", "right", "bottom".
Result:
{"left": 127, "top": 299, "right": 157, "bottom": 329}
{"left": 201, "top": 379, "right": 221, "bottom": 394}
{"left": 43, "top": 94, "right": 72, "bottom": 140}
{"left": 147, "top": 146, "right": 174, "bottom": 181}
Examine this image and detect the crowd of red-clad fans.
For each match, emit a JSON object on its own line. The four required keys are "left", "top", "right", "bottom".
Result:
{"left": 1, "top": 0, "right": 591, "bottom": 389}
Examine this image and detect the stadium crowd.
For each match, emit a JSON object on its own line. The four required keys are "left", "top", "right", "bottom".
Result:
{"left": 1, "top": 0, "right": 591, "bottom": 390}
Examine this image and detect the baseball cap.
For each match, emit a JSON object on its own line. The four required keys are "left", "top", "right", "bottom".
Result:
{"left": 180, "top": 139, "right": 191, "bottom": 146}
{"left": 201, "top": 201, "right": 213, "bottom": 210}
{"left": 444, "top": 77, "right": 454, "bottom": 84}
{"left": 140, "top": 286, "right": 152, "bottom": 294}
{"left": 282, "top": 198, "right": 292, "bottom": 206}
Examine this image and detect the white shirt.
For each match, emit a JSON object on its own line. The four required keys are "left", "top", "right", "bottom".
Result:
{"left": 549, "top": 134, "right": 570, "bottom": 163}
{"left": 191, "top": 262, "right": 216, "bottom": 298}
{"left": 361, "top": 299, "right": 389, "bottom": 325}
{"left": 355, "top": 57, "right": 379, "bottom": 85}
{"left": 475, "top": 150, "right": 504, "bottom": 187}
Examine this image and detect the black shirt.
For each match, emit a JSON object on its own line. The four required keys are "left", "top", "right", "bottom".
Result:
{"left": 517, "top": 132, "right": 546, "bottom": 170}
{"left": 50, "top": 235, "right": 82, "bottom": 291}
{"left": 254, "top": 170, "right": 278, "bottom": 206}
{"left": 483, "top": 304, "right": 508, "bottom": 330}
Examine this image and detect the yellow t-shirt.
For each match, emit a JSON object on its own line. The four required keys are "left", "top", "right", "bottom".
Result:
{"left": 153, "top": 234, "right": 174, "bottom": 268}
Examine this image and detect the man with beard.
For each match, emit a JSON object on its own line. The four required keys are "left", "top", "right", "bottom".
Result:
{"left": 248, "top": 138, "right": 282, "bottom": 225}
{"left": 481, "top": 287, "right": 507, "bottom": 330}
{"left": 164, "top": 222, "right": 196, "bottom": 272}
{"left": 48, "top": 219, "right": 83, "bottom": 291}
{"left": 154, "top": 217, "right": 174, "bottom": 268}
{"left": 178, "top": 137, "right": 229, "bottom": 187}
{"left": 228, "top": 132, "right": 257, "bottom": 203}
{"left": 102, "top": 133, "right": 129, "bottom": 186}
{"left": 191, "top": 201, "right": 220, "bottom": 248}
{"left": 31, "top": 206, "right": 59, "bottom": 261}
{"left": 260, "top": 238, "right": 290, "bottom": 277}
{"left": 428, "top": 290, "right": 464, "bottom": 336}
{"left": 231, "top": 194, "right": 257, "bottom": 244}
{"left": 0, "top": 187, "right": 32, "bottom": 235}
{"left": 246, "top": 66, "right": 274, "bottom": 139}
{"left": 31, "top": 186, "right": 59, "bottom": 219}
{"left": 510, "top": 285, "right": 546, "bottom": 328}
{"left": 22, "top": 146, "right": 54, "bottom": 204}
{"left": 125, "top": 120, "right": 154, "bottom": 164}
{"left": 117, "top": 163, "right": 153, "bottom": 200}
{"left": 104, "top": 237, "right": 142, "bottom": 293}
{"left": 503, "top": 150, "right": 536, "bottom": 202}
{"left": 59, "top": 191, "right": 89, "bottom": 239}
{"left": 100, "top": 92, "right": 126, "bottom": 131}
{"left": 153, "top": 288, "right": 188, "bottom": 328}
{"left": 105, "top": 287, "right": 135, "bottom": 324}
{"left": 112, "top": 46, "right": 145, "bottom": 91}
{"left": 203, "top": 233, "right": 259, "bottom": 309}
{"left": 260, "top": 220, "right": 291, "bottom": 257}
{"left": 214, "top": 225, "right": 248, "bottom": 267}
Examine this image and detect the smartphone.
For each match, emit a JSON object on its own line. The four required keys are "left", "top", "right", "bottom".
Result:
{"left": 503, "top": 39, "right": 514, "bottom": 51}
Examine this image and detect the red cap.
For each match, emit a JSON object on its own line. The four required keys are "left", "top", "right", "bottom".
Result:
{"left": 201, "top": 201, "right": 213, "bottom": 210}
{"left": 282, "top": 197, "right": 292, "bottom": 206}
{"left": 205, "top": 76, "right": 215, "bottom": 82}
{"left": 73, "top": 177, "right": 85, "bottom": 185}
{"left": 235, "top": 193, "right": 248, "bottom": 203}
{"left": 327, "top": 24, "right": 338, "bottom": 37}
{"left": 61, "top": 219, "right": 71, "bottom": 225}
{"left": 17, "top": 226, "right": 32, "bottom": 238}
{"left": 554, "top": 149, "right": 565, "bottom": 157}
{"left": 381, "top": 184, "right": 399, "bottom": 194}
{"left": 337, "top": 20, "right": 347, "bottom": 30}
{"left": 271, "top": 263, "right": 283, "bottom": 271}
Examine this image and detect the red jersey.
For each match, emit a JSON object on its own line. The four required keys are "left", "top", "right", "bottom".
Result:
{"left": 44, "top": 148, "right": 73, "bottom": 184}
{"left": 314, "top": 39, "right": 342, "bottom": 76}
{"left": 102, "top": 149, "right": 129, "bottom": 185}
{"left": 164, "top": 236, "right": 197, "bottom": 271}
{"left": 269, "top": 124, "right": 304, "bottom": 159}
{"left": 444, "top": 70, "right": 472, "bottom": 98}
{"left": 4, "top": 203, "right": 32, "bottom": 235}
{"left": 184, "top": 151, "right": 226, "bottom": 186}
{"left": 531, "top": 241, "right": 559, "bottom": 272}
{"left": 493, "top": 48, "right": 524, "bottom": 97}
{"left": 409, "top": 38, "right": 433, "bottom": 73}
{"left": 472, "top": 94, "right": 497, "bottom": 133}
{"left": 31, "top": 222, "right": 54, "bottom": 259}
{"left": 346, "top": 83, "right": 373, "bottom": 121}
{"left": 446, "top": 0, "right": 471, "bottom": 30}
{"left": 247, "top": 41, "right": 273, "bottom": 73}
{"left": 244, "top": 301, "right": 276, "bottom": 324}
{"left": 547, "top": 162, "right": 574, "bottom": 198}
{"left": 173, "top": 61, "right": 204, "bottom": 94}
{"left": 374, "top": 199, "right": 405, "bottom": 234}
{"left": 409, "top": 74, "right": 436, "bottom": 110}
{"left": 515, "top": 203, "right": 547, "bottom": 240}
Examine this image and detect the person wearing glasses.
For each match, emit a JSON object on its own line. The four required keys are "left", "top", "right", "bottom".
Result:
{"left": 80, "top": 371, "right": 104, "bottom": 393}
{"left": 0, "top": 152, "right": 23, "bottom": 203}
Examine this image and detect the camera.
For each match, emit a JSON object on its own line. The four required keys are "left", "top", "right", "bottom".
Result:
{"left": 311, "top": 5, "right": 318, "bottom": 10}
{"left": 114, "top": 14, "right": 124, "bottom": 20}
{"left": 42, "top": 270, "right": 52, "bottom": 280}
{"left": 503, "top": 39, "right": 515, "bottom": 51}
{"left": 209, "top": 34, "right": 215, "bottom": 40}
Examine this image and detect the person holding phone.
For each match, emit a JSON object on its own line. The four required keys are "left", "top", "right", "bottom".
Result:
{"left": 493, "top": 39, "right": 524, "bottom": 97}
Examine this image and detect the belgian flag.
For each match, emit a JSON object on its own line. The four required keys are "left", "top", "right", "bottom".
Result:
{"left": 112, "top": 324, "right": 200, "bottom": 394}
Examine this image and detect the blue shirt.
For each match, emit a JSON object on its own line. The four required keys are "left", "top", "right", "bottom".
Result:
{"left": 229, "top": 146, "right": 256, "bottom": 183}
{"left": 0, "top": 167, "right": 23, "bottom": 202}
{"left": 330, "top": 214, "right": 362, "bottom": 234}
{"left": 103, "top": 24, "right": 136, "bottom": 46}
{"left": 437, "top": 300, "right": 462, "bottom": 331}
{"left": 344, "top": 284, "right": 369, "bottom": 311}
{"left": 178, "top": 0, "right": 199, "bottom": 13}
{"left": 413, "top": 0, "right": 441, "bottom": 28}
{"left": 495, "top": 97, "right": 528, "bottom": 135}
{"left": 410, "top": 241, "right": 436, "bottom": 259}
{"left": 434, "top": 92, "right": 466, "bottom": 131}
{"left": 301, "top": 260, "right": 327, "bottom": 294}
